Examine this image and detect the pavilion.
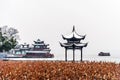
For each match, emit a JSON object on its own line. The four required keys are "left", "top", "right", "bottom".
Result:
{"left": 60, "top": 26, "right": 88, "bottom": 61}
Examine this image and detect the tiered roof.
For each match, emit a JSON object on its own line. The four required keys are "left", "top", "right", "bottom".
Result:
{"left": 62, "top": 26, "right": 86, "bottom": 41}
{"left": 33, "top": 39, "right": 49, "bottom": 46}
{"left": 32, "top": 39, "right": 50, "bottom": 51}
{"left": 60, "top": 26, "right": 88, "bottom": 49}
{"left": 21, "top": 43, "right": 30, "bottom": 49}
{"left": 60, "top": 43, "right": 88, "bottom": 49}
{"left": 34, "top": 39, "right": 44, "bottom": 44}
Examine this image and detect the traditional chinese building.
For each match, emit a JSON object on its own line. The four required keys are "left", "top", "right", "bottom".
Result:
{"left": 8, "top": 39, "right": 54, "bottom": 58}
{"left": 60, "top": 26, "right": 88, "bottom": 61}
{"left": 24, "top": 39, "right": 54, "bottom": 58}
{"left": 20, "top": 43, "right": 30, "bottom": 54}
{"left": 9, "top": 43, "right": 30, "bottom": 54}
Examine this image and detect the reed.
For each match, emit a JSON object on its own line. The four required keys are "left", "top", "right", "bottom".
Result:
{"left": 0, "top": 60, "right": 119, "bottom": 80}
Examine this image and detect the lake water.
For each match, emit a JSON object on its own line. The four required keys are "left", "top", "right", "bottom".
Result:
{"left": 2, "top": 55, "right": 120, "bottom": 63}
{"left": 1, "top": 51, "right": 120, "bottom": 63}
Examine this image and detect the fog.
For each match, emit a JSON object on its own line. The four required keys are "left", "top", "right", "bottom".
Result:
{"left": 0, "top": 0, "right": 120, "bottom": 59}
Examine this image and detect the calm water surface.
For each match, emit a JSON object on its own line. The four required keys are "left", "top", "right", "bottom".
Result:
{"left": 3, "top": 55, "right": 120, "bottom": 63}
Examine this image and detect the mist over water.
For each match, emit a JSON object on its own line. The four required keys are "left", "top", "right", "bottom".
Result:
{"left": 54, "top": 51, "right": 120, "bottom": 62}
{"left": 1, "top": 0, "right": 120, "bottom": 63}
{"left": 5, "top": 50, "right": 120, "bottom": 63}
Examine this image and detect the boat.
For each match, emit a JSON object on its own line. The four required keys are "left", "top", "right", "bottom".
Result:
{"left": 98, "top": 52, "right": 110, "bottom": 56}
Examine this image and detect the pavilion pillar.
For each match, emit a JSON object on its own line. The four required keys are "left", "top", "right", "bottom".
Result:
{"left": 73, "top": 48, "right": 75, "bottom": 61}
{"left": 80, "top": 48, "right": 83, "bottom": 62}
{"left": 65, "top": 48, "right": 67, "bottom": 61}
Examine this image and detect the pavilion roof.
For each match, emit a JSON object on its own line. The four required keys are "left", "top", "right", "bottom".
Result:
{"left": 62, "top": 26, "right": 86, "bottom": 40}
{"left": 60, "top": 42, "right": 88, "bottom": 48}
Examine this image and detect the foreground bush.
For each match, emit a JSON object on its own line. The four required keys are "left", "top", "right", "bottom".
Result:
{"left": 0, "top": 61, "right": 119, "bottom": 80}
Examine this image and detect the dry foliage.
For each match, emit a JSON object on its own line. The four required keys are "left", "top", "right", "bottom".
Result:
{"left": 0, "top": 60, "right": 120, "bottom": 80}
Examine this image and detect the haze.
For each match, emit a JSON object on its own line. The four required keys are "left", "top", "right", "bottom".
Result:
{"left": 0, "top": 0, "right": 120, "bottom": 59}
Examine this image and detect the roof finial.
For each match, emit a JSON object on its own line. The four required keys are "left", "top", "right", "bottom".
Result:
{"left": 72, "top": 25, "right": 75, "bottom": 32}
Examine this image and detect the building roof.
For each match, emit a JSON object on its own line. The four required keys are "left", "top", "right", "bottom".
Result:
{"left": 33, "top": 39, "right": 49, "bottom": 46}
{"left": 62, "top": 26, "right": 86, "bottom": 40}
{"left": 32, "top": 44, "right": 49, "bottom": 46}
{"left": 21, "top": 43, "right": 29, "bottom": 49}
{"left": 34, "top": 39, "right": 44, "bottom": 44}
{"left": 21, "top": 43, "right": 29, "bottom": 46}
{"left": 60, "top": 42, "right": 88, "bottom": 49}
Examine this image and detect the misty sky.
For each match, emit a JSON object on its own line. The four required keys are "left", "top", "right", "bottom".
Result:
{"left": 0, "top": 0, "right": 120, "bottom": 59}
